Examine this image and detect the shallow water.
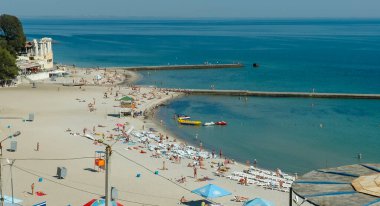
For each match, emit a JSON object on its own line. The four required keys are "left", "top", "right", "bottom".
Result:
{"left": 157, "top": 95, "right": 380, "bottom": 173}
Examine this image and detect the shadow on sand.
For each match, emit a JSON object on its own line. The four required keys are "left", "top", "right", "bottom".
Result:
{"left": 183, "top": 200, "right": 213, "bottom": 206}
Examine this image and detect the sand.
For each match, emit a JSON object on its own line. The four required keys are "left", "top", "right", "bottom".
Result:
{"left": 0, "top": 69, "right": 289, "bottom": 206}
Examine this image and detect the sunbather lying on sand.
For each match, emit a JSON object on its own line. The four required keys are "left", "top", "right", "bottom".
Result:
{"left": 180, "top": 196, "right": 188, "bottom": 204}
{"left": 232, "top": 196, "right": 249, "bottom": 202}
{"left": 177, "top": 176, "right": 186, "bottom": 183}
{"left": 196, "top": 176, "right": 213, "bottom": 182}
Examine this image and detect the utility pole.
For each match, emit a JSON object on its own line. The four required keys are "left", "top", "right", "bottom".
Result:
{"left": 105, "top": 145, "right": 112, "bottom": 206}
{"left": 9, "top": 160, "right": 16, "bottom": 204}
{"left": 0, "top": 135, "right": 11, "bottom": 206}
{"left": 0, "top": 157, "right": 3, "bottom": 206}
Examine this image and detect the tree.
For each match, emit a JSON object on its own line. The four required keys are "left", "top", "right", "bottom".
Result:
{"left": 0, "top": 14, "right": 26, "bottom": 56}
{"left": 0, "top": 46, "right": 19, "bottom": 81}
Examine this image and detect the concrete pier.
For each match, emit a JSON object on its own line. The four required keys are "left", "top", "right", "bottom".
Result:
{"left": 168, "top": 89, "right": 380, "bottom": 100}
{"left": 109, "top": 63, "right": 243, "bottom": 71}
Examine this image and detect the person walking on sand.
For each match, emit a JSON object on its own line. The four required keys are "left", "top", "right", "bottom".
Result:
{"left": 31, "top": 183, "right": 35, "bottom": 195}
{"left": 219, "top": 149, "right": 223, "bottom": 159}
{"left": 162, "top": 161, "right": 167, "bottom": 170}
{"left": 193, "top": 166, "right": 198, "bottom": 179}
{"left": 36, "top": 142, "right": 39, "bottom": 151}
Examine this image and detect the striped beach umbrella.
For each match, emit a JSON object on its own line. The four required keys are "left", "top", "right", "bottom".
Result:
{"left": 292, "top": 163, "right": 380, "bottom": 206}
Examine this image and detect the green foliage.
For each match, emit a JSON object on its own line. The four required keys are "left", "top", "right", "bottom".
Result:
{"left": 0, "top": 14, "right": 26, "bottom": 56}
{"left": 0, "top": 46, "right": 19, "bottom": 80}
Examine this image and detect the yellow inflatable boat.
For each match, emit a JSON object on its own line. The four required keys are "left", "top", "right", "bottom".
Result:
{"left": 178, "top": 119, "right": 202, "bottom": 125}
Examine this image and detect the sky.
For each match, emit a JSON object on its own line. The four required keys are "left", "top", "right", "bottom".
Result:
{"left": 0, "top": 0, "right": 379, "bottom": 18}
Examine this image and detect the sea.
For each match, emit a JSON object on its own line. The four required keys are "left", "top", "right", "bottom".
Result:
{"left": 22, "top": 18, "right": 380, "bottom": 174}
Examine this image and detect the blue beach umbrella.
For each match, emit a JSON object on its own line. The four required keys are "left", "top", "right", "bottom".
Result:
{"left": 83, "top": 199, "right": 123, "bottom": 206}
{"left": 191, "top": 184, "right": 231, "bottom": 198}
{"left": 243, "top": 198, "right": 274, "bottom": 206}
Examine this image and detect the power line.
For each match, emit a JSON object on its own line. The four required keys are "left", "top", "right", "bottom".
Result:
{"left": 7, "top": 161, "right": 177, "bottom": 202}
{"left": 1, "top": 156, "right": 95, "bottom": 161}
{"left": 113, "top": 150, "right": 192, "bottom": 193}
{"left": 12, "top": 165, "right": 162, "bottom": 206}
{"left": 13, "top": 165, "right": 101, "bottom": 196}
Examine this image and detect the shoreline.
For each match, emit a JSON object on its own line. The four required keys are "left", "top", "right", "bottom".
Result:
{"left": 0, "top": 67, "right": 290, "bottom": 205}
{"left": 22, "top": 66, "right": 297, "bottom": 176}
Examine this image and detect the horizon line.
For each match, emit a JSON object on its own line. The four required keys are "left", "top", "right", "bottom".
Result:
{"left": 14, "top": 15, "right": 380, "bottom": 21}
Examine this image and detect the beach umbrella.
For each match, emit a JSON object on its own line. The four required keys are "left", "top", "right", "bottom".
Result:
{"left": 119, "top": 96, "right": 134, "bottom": 101}
{"left": 83, "top": 199, "right": 123, "bottom": 206}
{"left": 32, "top": 201, "right": 46, "bottom": 206}
{"left": 191, "top": 184, "right": 231, "bottom": 199}
{"left": 243, "top": 198, "right": 274, "bottom": 206}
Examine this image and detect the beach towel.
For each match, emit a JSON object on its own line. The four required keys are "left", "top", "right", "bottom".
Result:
{"left": 36, "top": 191, "right": 47, "bottom": 196}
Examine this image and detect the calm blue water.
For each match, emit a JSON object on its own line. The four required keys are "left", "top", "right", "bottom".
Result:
{"left": 22, "top": 18, "right": 380, "bottom": 173}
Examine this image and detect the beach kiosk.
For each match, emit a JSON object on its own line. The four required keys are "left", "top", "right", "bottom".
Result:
{"left": 119, "top": 96, "right": 135, "bottom": 118}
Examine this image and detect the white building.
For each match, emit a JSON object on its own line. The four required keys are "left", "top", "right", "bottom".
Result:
{"left": 19, "top": 37, "right": 54, "bottom": 70}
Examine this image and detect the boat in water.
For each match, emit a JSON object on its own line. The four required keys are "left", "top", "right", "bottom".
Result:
{"left": 178, "top": 118, "right": 202, "bottom": 125}
{"left": 177, "top": 114, "right": 191, "bottom": 120}
{"left": 215, "top": 121, "right": 227, "bottom": 126}
{"left": 203, "top": 122, "right": 215, "bottom": 126}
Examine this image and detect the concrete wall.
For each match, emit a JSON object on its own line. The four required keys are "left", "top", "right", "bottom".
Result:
{"left": 26, "top": 72, "right": 50, "bottom": 81}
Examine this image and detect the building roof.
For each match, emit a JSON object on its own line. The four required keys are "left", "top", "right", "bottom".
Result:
{"left": 292, "top": 163, "right": 380, "bottom": 206}
{"left": 25, "top": 41, "right": 33, "bottom": 48}
{"left": 16, "top": 62, "right": 41, "bottom": 70}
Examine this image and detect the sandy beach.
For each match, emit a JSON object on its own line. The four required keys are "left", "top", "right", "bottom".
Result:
{"left": 0, "top": 69, "right": 289, "bottom": 206}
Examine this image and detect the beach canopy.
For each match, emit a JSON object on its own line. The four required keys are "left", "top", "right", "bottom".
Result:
{"left": 243, "top": 198, "right": 274, "bottom": 206}
{"left": 119, "top": 96, "right": 134, "bottom": 101}
{"left": 292, "top": 163, "right": 380, "bottom": 206}
{"left": 191, "top": 184, "right": 231, "bottom": 199}
{"left": 83, "top": 199, "right": 123, "bottom": 206}
{"left": 32, "top": 201, "right": 46, "bottom": 206}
